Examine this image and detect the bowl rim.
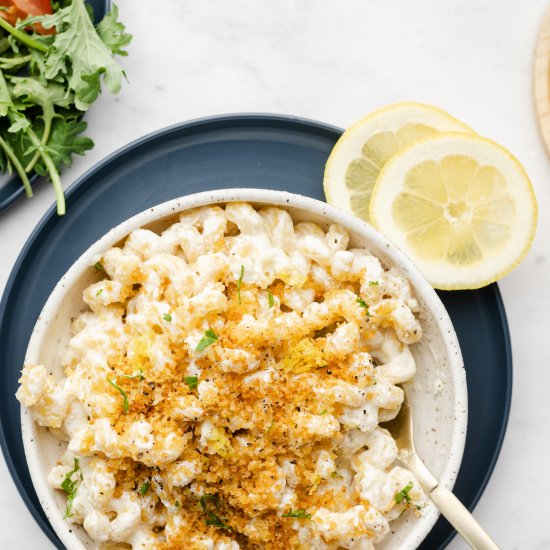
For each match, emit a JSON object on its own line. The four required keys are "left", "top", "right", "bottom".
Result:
{"left": 21, "top": 188, "right": 467, "bottom": 550}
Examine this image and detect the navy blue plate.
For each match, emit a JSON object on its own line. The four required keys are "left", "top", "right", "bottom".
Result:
{"left": 0, "top": 115, "right": 512, "bottom": 549}
{"left": 0, "top": 0, "right": 111, "bottom": 213}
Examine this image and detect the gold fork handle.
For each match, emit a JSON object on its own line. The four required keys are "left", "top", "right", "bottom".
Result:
{"left": 429, "top": 484, "right": 500, "bottom": 550}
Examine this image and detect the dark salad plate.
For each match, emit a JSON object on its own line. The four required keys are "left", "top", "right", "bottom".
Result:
{"left": 0, "top": 0, "right": 110, "bottom": 213}
{"left": 0, "top": 114, "right": 512, "bottom": 548}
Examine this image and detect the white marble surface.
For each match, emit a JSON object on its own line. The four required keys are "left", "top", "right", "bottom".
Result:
{"left": 0, "top": 0, "right": 549, "bottom": 548}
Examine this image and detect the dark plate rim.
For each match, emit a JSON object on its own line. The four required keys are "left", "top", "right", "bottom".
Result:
{"left": 0, "top": 113, "right": 513, "bottom": 548}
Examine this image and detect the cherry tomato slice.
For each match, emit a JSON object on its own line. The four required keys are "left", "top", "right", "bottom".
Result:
{"left": 0, "top": 0, "right": 53, "bottom": 34}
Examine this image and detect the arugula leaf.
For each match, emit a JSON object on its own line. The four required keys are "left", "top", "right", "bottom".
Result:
{"left": 7, "top": 108, "right": 30, "bottom": 133}
{"left": 0, "top": 69, "right": 12, "bottom": 117}
{"left": 196, "top": 329, "right": 218, "bottom": 352}
{"left": 96, "top": 4, "right": 131, "bottom": 56}
{"left": 39, "top": 0, "right": 129, "bottom": 110}
{"left": 43, "top": 116, "right": 93, "bottom": 168}
{"left": 9, "top": 76, "right": 73, "bottom": 110}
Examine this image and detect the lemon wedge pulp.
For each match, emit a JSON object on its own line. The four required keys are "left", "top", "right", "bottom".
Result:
{"left": 323, "top": 102, "right": 474, "bottom": 222}
{"left": 369, "top": 134, "right": 537, "bottom": 290}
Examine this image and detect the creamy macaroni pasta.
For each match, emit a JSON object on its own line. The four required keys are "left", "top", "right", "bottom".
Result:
{"left": 17, "top": 203, "right": 428, "bottom": 549}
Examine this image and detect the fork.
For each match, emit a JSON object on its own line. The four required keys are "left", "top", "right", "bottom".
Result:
{"left": 383, "top": 386, "right": 500, "bottom": 550}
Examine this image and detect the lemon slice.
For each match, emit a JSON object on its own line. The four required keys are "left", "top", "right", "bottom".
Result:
{"left": 324, "top": 102, "right": 474, "bottom": 221}
{"left": 369, "top": 134, "right": 538, "bottom": 290}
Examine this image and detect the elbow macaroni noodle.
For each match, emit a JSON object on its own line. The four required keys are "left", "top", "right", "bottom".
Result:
{"left": 17, "top": 203, "right": 428, "bottom": 549}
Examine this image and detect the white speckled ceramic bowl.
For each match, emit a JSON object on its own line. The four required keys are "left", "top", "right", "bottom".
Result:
{"left": 21, "top": 188, "right": 467, "bottom": 550}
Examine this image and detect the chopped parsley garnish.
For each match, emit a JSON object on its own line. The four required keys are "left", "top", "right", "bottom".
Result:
{"left": 61, "top": 458, "right": 80, "bottom": 519}
{"left": 107, "top": 378, "right": 129, "bottom": 413}
{"left": 237, "top": 264, "right": 244, "bottom": 304}
{"left": 184, "top": 376, "right": 199, "bottom": 390}
{"left": 120, "top": 370, "right": 144, "bottom": 381}
{"left": 139, "top": 481, "right": 150, "bottom": 495}
{"left": 395, "top": 481, "right": 414, "bottom": 504}
{"left": 205, "top": 511, "right": 233, "bottom": 531}
{"left": 369, "top": 280, "right": 379, "bottom": 286}
{"left": 93, "top": 261, "right": 103, "bottom": 272}
{"left": 319, "top": 410, "right": 328, "bottom": 415}
{"left": 174, "top": 501, "right": 180, "bottom": 507}
{"left": 282, "top": 508, "right": 311, "bottom": 519}
{"left": 331, "top": 471, "right": 343, "bottom": 479}
{"left": 200, "top": 493, "right": 219, "bottom": 511}
{"left": 200, "top": 493, "right": 232, "bottom": 531}
{"left": 196, "top": 328, "right": 218, "bottom": 352}
{"left": 163, "top": 312, "right": 172, "bottom": 322}
{"left": 357, "top": 297, "right": 371, "bottom": 317}
{"left": 267, "top": 289, "right": 274, "bottom": 308}
{"left": 95, "top": 288, "right": 103, "bottom": 296}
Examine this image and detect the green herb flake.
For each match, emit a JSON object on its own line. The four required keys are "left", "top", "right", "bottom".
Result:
{"left": 200, "top": 493, "right": 219, "bottom": 511}
{"left": 120, "top": 370, "right": 145, "bottom": 381}
{"left": 107, "top": 378, "right": 129, "bottom": 413}
{"left": 282, "top": 508, "right": 311, "bottom": 519}
{"left": 196, "top": 328, "right": 218, "bottom": 352}
{"left": 369, "top": 280, "right": 379, "bottom": 286}
{"left": 184, "top": 376, "right": 199, "bottom": 391}
{"left": 95, "top": 288, "right": 103, "bottom": 296}
{"left": 237, "top": 264, "right": 244, "bottom": 304}
{"left": 61, "top": 458, "right": 80, "bottom": 519}
{"left": 93, "top": 261, "right": 103, "bottom": 272}
{"left": 331, "top": 471, "right": 343, "bottom": 479}
{"left": 205, "top": 511, "right": 233, "bottom": 532}
{"left": 395, "top": 481, "right": 414, "bottom": 504}
{"left": 163, "top": 312, "right": 172, "bottom": 322}
{"left": 139, "top": 481, "right": 150, "bottom": 495}
{"left": 319, "top": 410, "right": 328, "bottom": 415}
{"left": 267, "top": 289, "right": 274, "bottom": 308}
{"left": 200, "top": 494, "right": 231, "bottom": 531}
{"left": 357, "top": 297, "right": 371, "bottom": 317}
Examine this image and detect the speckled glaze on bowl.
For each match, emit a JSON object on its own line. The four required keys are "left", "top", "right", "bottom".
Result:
{"left": 21, "top": 188, "right": 467, "bottom": 550}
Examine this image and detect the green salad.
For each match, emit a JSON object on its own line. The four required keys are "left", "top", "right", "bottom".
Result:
{"left": 0, "top": 0, "right": 131, "bottom": 214}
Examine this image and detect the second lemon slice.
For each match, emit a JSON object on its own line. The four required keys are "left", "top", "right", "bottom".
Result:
{"left": 324, "top": 102, "right": 473, "bottom": 222}
{"left": 369, "top": 134, "right": 537, "bottom": 290}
